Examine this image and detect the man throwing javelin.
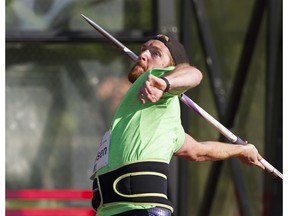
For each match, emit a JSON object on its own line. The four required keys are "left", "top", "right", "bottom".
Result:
{"left": 90, "top": 34, "right": 265, "bottom": 216}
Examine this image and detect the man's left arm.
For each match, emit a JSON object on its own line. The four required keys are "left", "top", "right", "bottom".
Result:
{"left": 138, "top": 63, "right": 203, "bottom": 104}
{"left": 161, "top": 63, "right": 203, "bottom": 95}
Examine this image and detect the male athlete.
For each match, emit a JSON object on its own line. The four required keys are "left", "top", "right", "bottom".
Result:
{"left": 90, "top": 34, "right": 264, "bottom": 216}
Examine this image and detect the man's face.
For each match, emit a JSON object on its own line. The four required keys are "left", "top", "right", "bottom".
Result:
{"left": 128, "top": 39, "right": 173, "bottom": 83}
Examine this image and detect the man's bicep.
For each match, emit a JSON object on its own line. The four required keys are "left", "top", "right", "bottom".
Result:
{"left": 174, "top": 133, "right": 201, "bottom": 160}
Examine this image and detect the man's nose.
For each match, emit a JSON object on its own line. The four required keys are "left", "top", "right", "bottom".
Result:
{"left": 138, "top": 50, "right": 149, "bottom": 61}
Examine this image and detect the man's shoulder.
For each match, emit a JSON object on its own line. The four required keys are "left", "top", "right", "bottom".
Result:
{"left": 149, "top": 66, "right": 175, "bottom": 76}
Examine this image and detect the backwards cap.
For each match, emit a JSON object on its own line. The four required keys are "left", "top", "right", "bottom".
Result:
{"left": 152, "top": 34, "right": 190, "bottom": 65}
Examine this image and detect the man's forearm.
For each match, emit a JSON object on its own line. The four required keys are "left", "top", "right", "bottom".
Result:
{"left": 197, "top": 141, "right": 245, "bottom": 161}
{"left": 195, "top": 141, "right": 262, "bottom": 166}
{"left": 161, "top": 63, "right": 203, "bottom": 95}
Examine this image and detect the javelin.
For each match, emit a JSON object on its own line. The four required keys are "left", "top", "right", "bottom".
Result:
{"left": 81, "top": 14, "right": 283, "bottom": 181}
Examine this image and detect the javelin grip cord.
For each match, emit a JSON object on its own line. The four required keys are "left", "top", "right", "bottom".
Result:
{"left": 81, "top": 14, "right": 283, "bottom": 181}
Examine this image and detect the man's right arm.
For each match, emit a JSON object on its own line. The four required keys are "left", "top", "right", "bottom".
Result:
{"left": 174, "top": 133, "right": 265, "bottom": 170}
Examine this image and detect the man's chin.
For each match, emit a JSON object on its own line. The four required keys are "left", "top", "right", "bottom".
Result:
{"left": 128, "top": 66, "right": 145, "bottom": 83}
{"left": 128, "top": 71, "right": 143, "bottom": 83}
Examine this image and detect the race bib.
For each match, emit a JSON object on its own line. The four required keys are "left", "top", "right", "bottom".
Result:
{"left": 90, "top": 130, "right": 110, "bottom": 179}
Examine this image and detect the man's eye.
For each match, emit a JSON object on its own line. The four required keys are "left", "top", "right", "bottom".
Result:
{"left": 152, "top": 51, "right": 161, "bottom": 57}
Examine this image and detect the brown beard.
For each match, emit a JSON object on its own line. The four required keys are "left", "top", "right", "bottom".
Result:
{"left": 128, "top": 61, "right": 147, "bottom": 83}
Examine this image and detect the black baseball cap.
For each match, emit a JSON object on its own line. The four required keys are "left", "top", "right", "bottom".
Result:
{"left": 152, "top": 34, "right": 190, "bottom": 65}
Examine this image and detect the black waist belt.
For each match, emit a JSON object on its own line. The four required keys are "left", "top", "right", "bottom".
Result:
{"left": 92, "top": 161, "right": 173, "bottom": 212}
